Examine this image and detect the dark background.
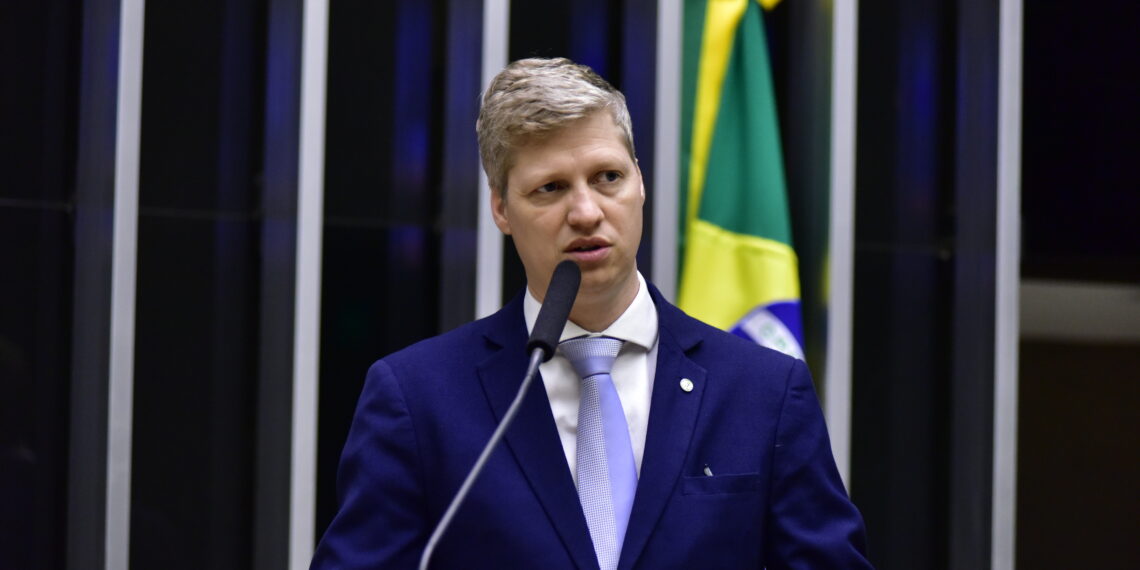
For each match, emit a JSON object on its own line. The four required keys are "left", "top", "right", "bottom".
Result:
{"left": 1, "top": 0, "right": 1136, "bottom": 568}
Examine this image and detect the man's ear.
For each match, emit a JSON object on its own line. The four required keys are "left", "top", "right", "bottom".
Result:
{"left": 489, "top": 187, "right": 512, "bottom": 235}
{"left": 635, "top": 160, "right": 646, "bottom": 201}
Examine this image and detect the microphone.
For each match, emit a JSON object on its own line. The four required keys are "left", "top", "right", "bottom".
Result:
{"left": 419, "top": 260, "right": 581, "bottom": 570}
{"left": 527, "top": 260, "right": 582, "bottom": 361}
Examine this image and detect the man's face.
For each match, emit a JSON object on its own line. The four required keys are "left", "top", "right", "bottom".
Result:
{"left": 491, "top": 110, "right": 645, "bottom": 313}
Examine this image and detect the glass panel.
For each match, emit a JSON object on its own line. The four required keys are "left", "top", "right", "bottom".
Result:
{"left": 1018, "top": 3, "right": 1140, "bottom": 569}
{"left": 850, "top": 1, "right": 956, "bottom": 566}
{"left": 0, "top": 1, "right": 80, "bottom": 568}
{"left": 130, "top": 0, "right": 265, "bottom": 567}
{"left": 0, "top": 209, "right": 74, "bottom": 570}
{"left": 315, "top": 0, "right": 452, "bottom": 538}
{"left": 131, "top": 216, "right": 258, "bottom": 568}
{"left": 1020, "top": 2, "right": 1140, "bottom": 283}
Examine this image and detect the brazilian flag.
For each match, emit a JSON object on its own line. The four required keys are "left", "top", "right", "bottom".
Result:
{"left": 677, "top": 0, "right": 804, "bottom": 360}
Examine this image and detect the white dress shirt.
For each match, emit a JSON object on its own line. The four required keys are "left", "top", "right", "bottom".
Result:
{"left": 523, "top": 271, "right": 659, "bottom": 484}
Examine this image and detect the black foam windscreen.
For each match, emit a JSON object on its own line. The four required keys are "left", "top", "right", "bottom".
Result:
{"left": 525, "top": 260, "right": 581, "bottom": 361}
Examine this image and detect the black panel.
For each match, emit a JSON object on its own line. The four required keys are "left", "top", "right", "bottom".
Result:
{"left": 851, "top": 249, "right": 953, "bottom": 568}
{"left": 130, "top": 0, "right": 266, "bottom": 567}
{"left": 0, "top": 2, "right": 80, "bottom": 204}
{"left": 322, "top": 0, "right": 444, "bottom": 227}
{"left": 131, "top": 216, "right": 258, "bottom": 569}
{"left": 254, "top": 0, "right": 300, "bottom": 565}
{"left": 316, "top": 225, "right": 441, "bottom": 531}
{"left": 137, "top": 1, "right": 222, "bottom": 212}
{"left": 853, "top": 0, "right": 1006, "bottom": 566}
{"left": 315, "top": 0, "right": 450, "bottom": 543}
{"left": 0, "top": 9, "right": 79, "bottom": 567}
{"left": 509, "top": 0, "right": 578, "bottom": 63}
{"left": 136, "top": 0, "right": 262, "bottom": 215}
{"left": 619, "top": 0, "right": 658, "bottom": 280}
{"left": 1021, "top": 2, "right": 1140, "bottom": 282}
{"left": 851, "top": 0, "right": 957, "bottom": 567}
{"left": 0, "top": 209, "right": 74, "bottom": 570}
{"left": 436, "top": 0, "right": 484, "bottom": 332}
{"left": 948, "top": 0, "right": 998, "bottom": 565}
{"left": 322, "top": 0, "right": 398, "bottom": 222}
{"left": 854, "top": 0, "right": 955, "bottom": 252}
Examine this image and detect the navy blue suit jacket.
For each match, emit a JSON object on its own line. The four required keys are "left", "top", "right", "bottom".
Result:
{"left": 312, "top": 286, "right": 870, "bottom": 568}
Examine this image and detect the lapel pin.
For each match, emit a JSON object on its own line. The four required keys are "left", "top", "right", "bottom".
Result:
{"left": 679, "top": 378, "right": 694, "bottom": 392}
{"left": 703, "top": 464, "right": 714, "bottom": 476}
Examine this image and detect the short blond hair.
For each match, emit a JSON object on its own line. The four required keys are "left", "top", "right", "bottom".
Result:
{"left": 476, "top": 57, "right": 636, "bottom": 196}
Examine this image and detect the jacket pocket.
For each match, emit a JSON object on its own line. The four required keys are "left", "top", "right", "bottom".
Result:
{"left": 681, "top": 472, "right": 764, "bottom": 495}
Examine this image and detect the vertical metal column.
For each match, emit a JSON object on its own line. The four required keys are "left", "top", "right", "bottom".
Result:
{"left": 652, "top": 0, "right": 681, "bottom": 300}
{"left": 105, "top": 1, "right": 145, "bottom": 566}
{"left": 825, "top": 0, "right": 858, "bottom": 489}
{"left": 475, "top": 0, "right": 509, "bottom": 318}
{"left": 67, "top": 0, "right": 144, "bottom": 567}
{"left": 290, "top": 0, "right": 328, "bottom": 566}
{"left": 992, "top": 0, "right": 1022, "bottom": 567}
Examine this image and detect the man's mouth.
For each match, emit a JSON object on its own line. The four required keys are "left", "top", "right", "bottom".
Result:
{"left": 566, "top": 238, "right": 609, "bottom": 253}
{"left": 565, "top": 240, "right": 611, "bottom": 263}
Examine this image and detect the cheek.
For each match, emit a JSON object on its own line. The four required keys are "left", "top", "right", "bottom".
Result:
{"left": 527, "top": 209, "right": 565, "bottom": 236}
{"left": 613, "top": 200, "right": 644, "bottom": 237}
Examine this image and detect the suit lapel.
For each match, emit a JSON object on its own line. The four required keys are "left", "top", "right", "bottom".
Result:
{"left": 619, "top": 290, "right": 707, "bottom": 569}
{"left": 476, "top": 296, "right": 598, "bottom": 570}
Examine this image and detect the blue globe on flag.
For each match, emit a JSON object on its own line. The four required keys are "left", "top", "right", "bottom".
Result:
{"left": 730, "top": 300, "right": 805, "bottom": 360}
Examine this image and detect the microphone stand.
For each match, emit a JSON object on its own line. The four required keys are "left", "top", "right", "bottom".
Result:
{"left": 418, "top": 260, "right": 578, "bottom": 570}
{"left": 417, "top": 348, "right": 545, "bottom": 570}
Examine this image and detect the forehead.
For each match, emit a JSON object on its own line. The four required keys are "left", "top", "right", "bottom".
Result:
{"left": 508, "top": 113, "right": 630, "bottom": 174}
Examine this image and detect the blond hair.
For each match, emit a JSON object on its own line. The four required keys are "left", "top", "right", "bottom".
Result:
{"left": 476, "top": 57, "right": 636, "bottom": 196}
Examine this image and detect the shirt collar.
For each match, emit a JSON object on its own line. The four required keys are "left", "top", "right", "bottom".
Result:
{"left": 523, "top": 271, "right": 658, "bottom": 351}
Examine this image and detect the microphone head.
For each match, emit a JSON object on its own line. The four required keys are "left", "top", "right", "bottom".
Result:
{"left": 526, "top": 260, "right": 581, "bottom": 361}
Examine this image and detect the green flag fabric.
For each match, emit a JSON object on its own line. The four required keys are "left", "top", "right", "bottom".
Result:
{"left": 678, "top": 0, "right": 804, "bottom": 359}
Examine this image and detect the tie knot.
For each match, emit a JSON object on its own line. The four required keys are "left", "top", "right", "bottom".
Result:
{"left": 559, "top": 336, "right": 623, "bottom": 380}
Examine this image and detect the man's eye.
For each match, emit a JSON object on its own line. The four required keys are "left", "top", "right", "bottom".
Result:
{"left": 536, "top": 182, "right": 560, "bottom": 193}
{"left": 598, "top": 170, "right": 622, "bottom": 183}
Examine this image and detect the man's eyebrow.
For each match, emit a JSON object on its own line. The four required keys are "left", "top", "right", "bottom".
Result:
{"left": 513, "top": 166, "right": 562, "bottom": 183}
{"left": 582, "top": 151, "right": 633, "bottom": 167}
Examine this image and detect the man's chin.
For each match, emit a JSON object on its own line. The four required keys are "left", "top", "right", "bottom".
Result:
{"left": 577, "top": 267, "right": 636, "bottom": 297}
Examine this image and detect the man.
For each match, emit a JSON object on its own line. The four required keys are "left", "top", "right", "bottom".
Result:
{"left": 312, "top": 58, "right": 870, "bottom": 569}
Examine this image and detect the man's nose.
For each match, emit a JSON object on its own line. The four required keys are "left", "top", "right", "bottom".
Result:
{"left": 566, "top": 185, "right": 604, "bottom": 227}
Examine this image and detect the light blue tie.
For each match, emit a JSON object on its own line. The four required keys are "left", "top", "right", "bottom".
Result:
{"left": 560, "top": 336, "right": 637, "bottom": 570}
